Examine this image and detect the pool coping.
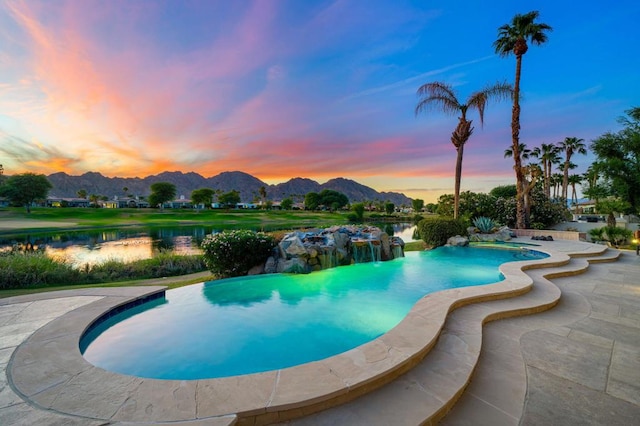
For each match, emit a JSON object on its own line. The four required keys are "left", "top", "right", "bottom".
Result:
{"left": 6, "top": 240, "right": 608, "bottom": 425}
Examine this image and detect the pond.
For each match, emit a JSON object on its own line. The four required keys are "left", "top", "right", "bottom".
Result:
{"left": 0, "top": 223, "right": 418, "bottom": 268}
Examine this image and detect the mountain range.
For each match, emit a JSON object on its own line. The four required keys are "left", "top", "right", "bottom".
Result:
{"left": 46, "top": 171, "right": 413, "bottom": 206}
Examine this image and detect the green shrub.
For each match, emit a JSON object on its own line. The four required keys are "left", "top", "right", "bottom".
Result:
{"left": 588, "top": 227, "right": 605, "bottom": 242}
{"left": 416, "top": 217, "right": 468, "bottom": 247}
{"left": 0, "top": 251, "right": 82, "bottom": 289}
{"left": 472, "top": 216, "right": 497, "bottom": 233}
{"left": 603, "top": 226, "right": 632, "bottom": 247}
{"left": 201, "top": 230, "right": 276, "bottom": 278}
{"left": 0, "top": 250, "right": 207, "bottom": 290}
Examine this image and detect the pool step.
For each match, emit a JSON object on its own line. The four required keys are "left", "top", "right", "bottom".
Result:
{"left": 274, "top": 246, "right": 621, "bottom": 426}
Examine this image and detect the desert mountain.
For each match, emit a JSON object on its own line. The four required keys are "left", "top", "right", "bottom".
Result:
{"left": 46, "top": 171, "right": 412, "bottom": 206}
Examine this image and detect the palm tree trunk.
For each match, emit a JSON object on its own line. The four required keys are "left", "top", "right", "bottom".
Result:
{"left": 544, "top": 160, "right": 551, "bottom": 198}
{"left": 562, "top": 160, "right": 569, "bottom": 201}
{"left": 454, "top": 143, "right": 464, "bottom": 219}
{"left": 512, "top": 54, "right": 526, "bottom": 229}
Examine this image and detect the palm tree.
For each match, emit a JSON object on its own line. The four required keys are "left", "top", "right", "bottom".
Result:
{"left": 531, "top": 143, "right": 561, "bottom": 198}
{"left": 494, "top": 11, "right": 552, "bottom": 228}
{"left": 550, "top": 173, "right": 563, "bottom": 199}
{"left": 415, "top": 81, "right": 512, "bottom": 219}
{"left": 558, "top": 137, "right": 587, "bottom": 202}
{"left": 568, "top": 174, "right": 582, "bottom": 207}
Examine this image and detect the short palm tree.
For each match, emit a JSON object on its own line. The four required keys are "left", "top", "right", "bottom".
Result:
{"left": 494, "top": 10, "right": 552, "bottom": 228}
{"left": 531, "top": 143, "right": 561, "bottom": 198}
{"left": 415, "top": 81, "right": 512, "bottom": 219}
{"left": 558, "top": 137, "right": 587, "bottom": 202}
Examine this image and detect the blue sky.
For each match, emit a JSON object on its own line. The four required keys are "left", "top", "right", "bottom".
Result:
{"left": 0, "top": 0, "right": 638, "bottom": 201}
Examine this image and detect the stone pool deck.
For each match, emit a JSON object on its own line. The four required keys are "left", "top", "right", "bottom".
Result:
{"left": 1, "top": 239, "right": 639, "bottom": 425}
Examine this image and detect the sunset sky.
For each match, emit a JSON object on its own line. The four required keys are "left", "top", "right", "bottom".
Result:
{"left": 1, "top": 0, "right": 638, "bottom": 202}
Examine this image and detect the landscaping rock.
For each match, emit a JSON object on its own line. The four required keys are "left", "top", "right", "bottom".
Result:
{"left": 446, "top": 235, "right": 469, "bottom": 246}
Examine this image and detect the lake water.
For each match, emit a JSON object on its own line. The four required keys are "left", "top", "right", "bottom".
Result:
{"left": 0, "top": 223, "right": 418, "bottom": 268}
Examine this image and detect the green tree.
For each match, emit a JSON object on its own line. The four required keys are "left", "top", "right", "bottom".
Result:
{"left": 148, "top": 182, "right": 176, "bottom": 209}
{"left": 415, "top": 81, "right": 512, "bottom": 219}
{"left": 385, "top": 202, "right": 395, "bottom": 215}
{"left": 558, "top": 137, "right": 587, "bottom": 201}
{"left": 582, "top": 162, "right": 610, "bottom": 206}
{"left": 77, "top": 189, "right": 87, "bottom": 199}
{"left": 590, "top": 107, "right": 640, "bottom": 213}
{"left": 412, "top": 199, "right": 425, "bottom": 212}
{"left": 0, "top": 164, "right": 5, "bottom": 186}
{"left": 495, "top": 10, "right": 552, "bottom": 228}
{"left": 0, "top": 173, "right": 52, "bottom": 213}
{"left": 596, "top": 198, "right": 631, "bottom": 227}
{"left": 317, "top": 189, "right": 349, "bottom": 211}
{"left": 351, "top": 202, "right": 365, "bottom": 221}
{"left": 437, "top": 191, "right": 497, "bottom": 220}
{"left": 218, "top": 190, "right": 241, "bottom": 208}
{"left": 191, "top": 188, "right": 215, "bottom": 208}
{"left": 490, "top": 184, "right": 517, "bottom": 199}
{"left": 424, "top": 203, "right": 437, "bottom": 213}
{"left": 280, "top": 197, "right": 293, "bottom": 210}
{"left": 304, "top": 192, "right": 320, "bottom": 210}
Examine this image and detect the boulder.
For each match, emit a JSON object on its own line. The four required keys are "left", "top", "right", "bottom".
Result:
{"left": 447, "top": 235, "right": 469, "bottom": 246}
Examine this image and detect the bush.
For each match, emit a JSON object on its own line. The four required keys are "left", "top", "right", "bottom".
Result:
{"left": 201, "top": 230, "right": 276, "bottom": 278}
{"left": 0, "top": 251, "right": 82, "bottom": 289}
{"left": 0, "top": 250, "right": 208, "bottom": 289}
{"left": 588, "top": 227, "right": 605, "bottom": 242}
{"left": 416, "top": 217, "right": 468, "bottom": 247}
{"left": 603, "top": 226, "right": 632, "bottom": 247}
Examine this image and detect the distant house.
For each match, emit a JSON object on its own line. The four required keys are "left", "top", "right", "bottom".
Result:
{"left": 0, "top": 197, "right": 9, "bottom": 208}
{"left": 163, "top": 196, "right": 193, "bottom": 209}
{"left": 47, "top": 197, "right": 91, "bottom": 208}
{"left": 237, "top": 203, "right": 258, "bottom": 209}
{"left": 102, "top": 197, "right": 148, "bottom": 208}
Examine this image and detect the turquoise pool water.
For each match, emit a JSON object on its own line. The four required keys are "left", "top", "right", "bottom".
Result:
{"left": 80, "top": 246, "right": 547, "bottom": 380}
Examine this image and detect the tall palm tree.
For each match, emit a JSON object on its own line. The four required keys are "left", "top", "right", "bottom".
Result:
{"left": 494, "top": 11, "right": 552, "bottom": 228}
{"left": 558, "top": 137, "right": 587, "bottom": 202}
{"left": 531, "top": 143, "right": 561, "bottom": 198}
{"left": 415, "top": 81, "right": 512, "bottom": 219}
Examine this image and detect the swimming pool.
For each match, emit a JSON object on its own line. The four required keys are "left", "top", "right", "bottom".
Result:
{"left": 80, "top": 246, "right": 548, "bottom": 380}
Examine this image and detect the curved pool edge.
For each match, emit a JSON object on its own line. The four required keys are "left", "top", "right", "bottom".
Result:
{"left": 7, "top": 241, "right": 606, "bottom": 424}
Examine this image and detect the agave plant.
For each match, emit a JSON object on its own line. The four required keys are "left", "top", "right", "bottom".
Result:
{"left": 473, "top": 216, "right": 497, "bottom": 234}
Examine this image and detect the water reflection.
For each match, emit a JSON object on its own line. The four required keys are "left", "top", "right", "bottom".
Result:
{"left": 0, "top": 224, "right": 418, "bottom": 269}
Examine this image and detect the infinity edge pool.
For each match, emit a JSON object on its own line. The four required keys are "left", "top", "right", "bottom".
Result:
{"left": 9, "top": 242, "right": 574, "bottom": 425}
